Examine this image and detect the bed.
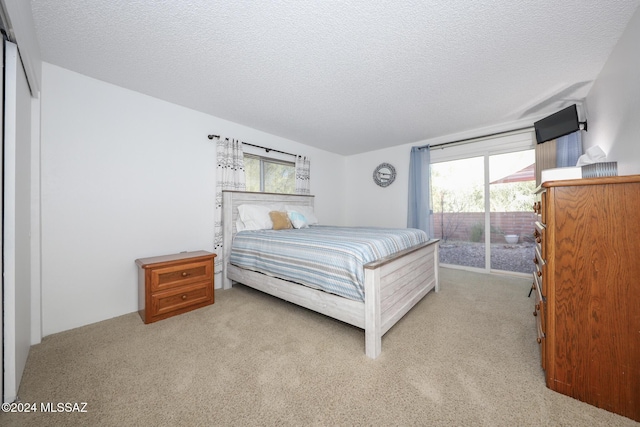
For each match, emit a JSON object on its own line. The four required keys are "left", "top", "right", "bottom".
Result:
{"left": 222, "top": 191, "right": 439, "bottom": 359}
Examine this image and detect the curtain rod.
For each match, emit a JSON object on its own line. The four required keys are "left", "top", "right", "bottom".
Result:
{"left": 417, "top": 126, "right": 534, "bottom": 150}
{"left": 207, "top": 134, "right": 297, "bottom": 157}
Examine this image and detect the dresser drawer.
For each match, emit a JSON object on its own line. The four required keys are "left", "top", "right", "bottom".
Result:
{"left": 533, "top": 281, "right": 546, "bottom": 369}
{"left": 534, "top": 221, "right": 545, "bottom": 259}
{"left": 150, "top": 259, "right": 213, "bottom": 292}
{"left": 533, "top": 265, "right": 543, "bottom": 298}
{"left": 534, "top": 279, "right": 545, "bottom": 333}
{"left": 533, "top": 246, "right": 544, "bottom": 296}
{"left": 533, "top": 191, "right": 547, "bottom": 223}
{"left": 150, "top": 281, "right": 213, "bottom": 320}
{"left": 536, "top": 311, "right": 546, "bottom": 370}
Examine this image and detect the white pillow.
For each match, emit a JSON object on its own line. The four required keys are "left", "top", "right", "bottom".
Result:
{"left": 286, "top": 205, "right": 318, "bottom": 225}
{"left": 287, "top": 211, "right": 309, "bottom": 229}
{"left": 237, "top": 204, "right": 273, "bottom": 230}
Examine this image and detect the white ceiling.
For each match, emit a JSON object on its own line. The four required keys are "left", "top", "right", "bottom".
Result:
{"left": 30, "top": 1, "right": 640, "bottom": 155}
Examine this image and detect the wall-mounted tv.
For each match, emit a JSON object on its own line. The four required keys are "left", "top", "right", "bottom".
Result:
{"left": 534, "top": 104, "right": 580, "bottom": 144}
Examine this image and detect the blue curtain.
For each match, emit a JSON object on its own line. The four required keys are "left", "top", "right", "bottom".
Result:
{"left": 556, "top": 131, "right": 583, "bottom": 167}
{"left": 407, "top": 146, "right": 433, "bottom": 237}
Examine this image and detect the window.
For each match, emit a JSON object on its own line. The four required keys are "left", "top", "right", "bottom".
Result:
{"left": 244, "top": 154, "right": 295, "bottom": 194}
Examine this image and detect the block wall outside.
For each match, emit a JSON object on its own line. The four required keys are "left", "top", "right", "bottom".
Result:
{"left": 432, "top": 211, "right": 537, "bottom": 243}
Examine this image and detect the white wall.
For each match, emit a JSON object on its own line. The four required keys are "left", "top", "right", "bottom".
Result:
{"left": 40, "top": 63, "right": 346, "bottom": 336}
{"left": 344, "top": 145, "right": 412, "bottom": 228}
{"left": 584, "top": 6, "right": 640, "bottom": 176}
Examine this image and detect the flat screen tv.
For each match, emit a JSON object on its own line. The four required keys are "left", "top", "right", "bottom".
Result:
{"left": 534, "top": 104, "right": 580, "bottom": 144}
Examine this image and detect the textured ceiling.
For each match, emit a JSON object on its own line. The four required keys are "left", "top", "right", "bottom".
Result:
{"left": 30, "top": 1, "right": 640, "bottom": 155}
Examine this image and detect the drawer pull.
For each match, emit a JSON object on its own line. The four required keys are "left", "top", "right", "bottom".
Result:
{"left": 533, "top": 202, "right": 540, "bottom": 213}
{"left": 181, "top": 295, "right": 187, "bottom": 300}
{"left": 181, "top": 272, "right": 189, "bottom": 277}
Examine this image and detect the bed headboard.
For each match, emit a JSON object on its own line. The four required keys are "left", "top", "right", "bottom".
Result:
{"left": 221, "top": 191, "right": 315, "bottom": 288}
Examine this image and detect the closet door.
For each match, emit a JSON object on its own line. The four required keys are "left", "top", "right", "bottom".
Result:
{"left": 0, "top": 34, "right": 4, "bottom": 403}
{"left": 2, "top": 39, "right": 31, "bottom": 404}
{"left": 3, "top": 37, "right": 19, "bottom": 404}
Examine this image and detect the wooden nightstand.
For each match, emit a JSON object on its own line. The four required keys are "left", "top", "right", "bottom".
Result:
{"left": 135, "top": 251, "right": 216, "bottom": 324}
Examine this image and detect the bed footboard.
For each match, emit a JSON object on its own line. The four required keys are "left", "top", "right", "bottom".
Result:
{"left": 364, "top": 240, "right": 439, "bottom": 358}
{"left": 225, "top": 239, "right": 439, "bottom": 359}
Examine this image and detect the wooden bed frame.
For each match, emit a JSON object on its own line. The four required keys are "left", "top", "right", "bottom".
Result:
{"left": 222, "top": 191, "right": 439, "bottom": 359}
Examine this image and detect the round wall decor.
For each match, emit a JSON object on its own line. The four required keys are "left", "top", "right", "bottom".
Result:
{"left": 373, "top": 163, "right": 396, "bottom": 187}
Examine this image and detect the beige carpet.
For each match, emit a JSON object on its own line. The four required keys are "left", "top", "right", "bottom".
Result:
{"left": 2, "top": 268, "right": 638, "bottom": 426}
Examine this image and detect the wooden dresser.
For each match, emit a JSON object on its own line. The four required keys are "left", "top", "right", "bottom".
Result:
{"left": 136, "top": 251, "right": 216, "bottom": 324}
{"left": 532, "top": 175, "right": 640, "bottom": 421}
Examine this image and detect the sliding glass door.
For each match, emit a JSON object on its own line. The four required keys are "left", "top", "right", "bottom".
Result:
{"left": 489, "top": 150, "right": 536, "bottom": 274}
{"left": 431, "top": 156, "right": 485, "bottom": 269}
{"left": 430, "top": 132, "right": 536, "bottom": 275}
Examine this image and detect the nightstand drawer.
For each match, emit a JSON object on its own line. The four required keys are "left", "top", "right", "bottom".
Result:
{"left": 150, "top": 260, "right": 213, "bottom": 292}
{"left": 150, "top": 282, "right": 213, "bottom": 319}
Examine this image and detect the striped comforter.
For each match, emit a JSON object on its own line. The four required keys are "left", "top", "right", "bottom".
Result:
{"left": 229, "top": 225, "right": 429, "bottom": 302}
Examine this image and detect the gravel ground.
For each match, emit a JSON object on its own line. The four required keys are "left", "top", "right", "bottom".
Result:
{"left": 438, "top": 241, "right": 535, "bottom": 274}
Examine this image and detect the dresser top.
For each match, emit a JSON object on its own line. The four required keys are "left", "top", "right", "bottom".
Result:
{"left": 538, "top": 174, "right": 640, "bottom": 190}
{"left": 135, "top": 250, "right": 215, "bottom": 268}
